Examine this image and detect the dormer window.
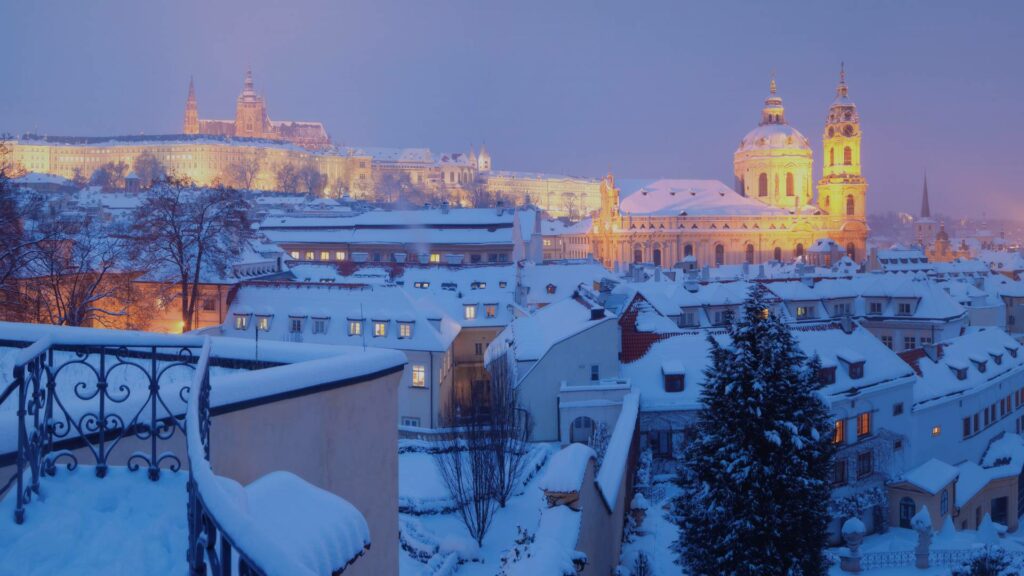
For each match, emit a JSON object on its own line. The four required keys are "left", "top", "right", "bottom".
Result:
{"left": 973, "top": 359, "right": 987, "bottom": 373}
{"left": 662, "top": 362, "right": 685, "bottom": 392}
{"left": 848, "top": 362, "right": 864, "bottom": 379}
{"left": 955, "top": 367, "right": 967, "bottom": 380}
{"left": 897, "top": 302, "right": 912, "bottom": 316}
{"left": 485, "top": 304, "right": 497, "bottom": 318}
{"left": 1008, "top": 346, "right": 1019, "bottom": 359}
{"left": 441, "top": 282, "right": 457, "bottom": 291}
{"left": 471, "top": 281, "right": 487, "bottom": 290}
{"left": 398, "top": 322, "right": 413, "bottom": 339}
{"left": 464, "top": 305, "right": 477, "bottom": 320}
{"left": 233, "top": 314, "right": 251, "bottom": 331}
{"left": 255, "top": 315, "right": 272, "bottom": 332}
{"left": 348, "top": 320, "right": 363, "bottom": 336}
{"left": 992, "top": 353, "right": 1004, "bottom": 365}
{"left": 499, "top": 281, "right": 508, "bottom": 288}
{"left": 288, "top": 317, "right": 304, "bottom": 334}
{"left": 373, "top": 321, "right": 387, "bottom": 337}
{"left": 818, "top": 366, "right": 837, "bottom": 385}
{"left": 868, "top": 302, "right": 883, "bottom": 315}
{"left": 546, "top": 284, "right": 557, "bottom": 295}
{"left": 796, "top": 306, "right": 814, "bottom": 320}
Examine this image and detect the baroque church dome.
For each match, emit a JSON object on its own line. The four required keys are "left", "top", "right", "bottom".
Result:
{"left": 735, "top": 78, "right": 811, "bottom": 154}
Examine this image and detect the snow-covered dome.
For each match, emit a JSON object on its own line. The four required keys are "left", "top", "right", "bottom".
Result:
{"left": 737, "top": 123, "right": 811, "bottom": 153}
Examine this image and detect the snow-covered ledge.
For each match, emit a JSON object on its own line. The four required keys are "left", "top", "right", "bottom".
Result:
{"left": 186, "top": 338, "right": 393, "bottom": 575}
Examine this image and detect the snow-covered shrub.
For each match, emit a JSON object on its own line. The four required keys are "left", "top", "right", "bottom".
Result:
{"left": 632, "top": 552, "right": 653, "bottom": 576}
{"left": 589, "top": 421, "right": 610, "bottom": 468}
{"left": 951, "top": 545, "right": 1020, "bottom": 576}
{"left": 635, "top": 446, "right": 653, "bottom": 489}
{"left": 399, "top": 516, "right": 439, "bottom": 562}
{"left": 498, "top": 525, "right": 536, "bottom": 574}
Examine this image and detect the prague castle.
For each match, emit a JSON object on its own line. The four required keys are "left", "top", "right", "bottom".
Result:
{"left": 580, "top": 67, "right": 869, "bottom": 268}
{"left": 184, "top": 69, "right": 330, "bottom": 150}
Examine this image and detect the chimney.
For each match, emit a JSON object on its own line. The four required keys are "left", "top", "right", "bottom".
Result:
{"left": 757, "top": 264, "right": 765, "bottom": 278}
{"left": 654, "top": 267, "right": 662, "bottom": 282}
{"left": 496, "top": 200, "right": 505, "bottom": 216}
{"left": 923, "top": 343, "right": 942, "bottom": 362}
{"left": 839, "top": 315, "right": 854, "bottom": 334}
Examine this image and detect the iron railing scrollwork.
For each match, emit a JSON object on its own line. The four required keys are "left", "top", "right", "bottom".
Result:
{"left": 5, "top": 338, "right": 201, "bottom": 525}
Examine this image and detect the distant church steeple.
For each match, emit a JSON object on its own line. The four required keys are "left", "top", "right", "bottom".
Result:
{"left": 183, "top": 76, "right": 199, "bottom": 135}
{"left": 920, "top": 171, "right": 931, "bottom": 219}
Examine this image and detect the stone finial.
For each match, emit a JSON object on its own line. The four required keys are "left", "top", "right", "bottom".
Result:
{"left": 840, "top": 516, "right": 866, "bottom": 573}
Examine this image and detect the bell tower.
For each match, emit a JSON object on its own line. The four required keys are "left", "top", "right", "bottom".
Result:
{"left": 818, "top": 63, "right": 866, "bottom": 222}
{"left": 183, "top": 76, "right": 199, "bottom": 135}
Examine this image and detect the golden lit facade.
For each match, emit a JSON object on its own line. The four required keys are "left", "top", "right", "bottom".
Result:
{"left": 582, "top": 71, "right": 869, "bottom": 269}
{"left": 185, "top": 70, "right": 331, "bottom": 150}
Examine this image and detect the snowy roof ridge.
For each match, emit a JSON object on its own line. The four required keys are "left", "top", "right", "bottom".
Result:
{"left": 594, "top": 392, "right": 640, "bottom": 509}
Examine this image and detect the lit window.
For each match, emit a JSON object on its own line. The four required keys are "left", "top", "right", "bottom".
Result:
{"left": 857, "top": 412, "right": 871, "bottom": 438}
{"left": 464, "top": 305, "right": 477, "bottom": 320}
{"left": 833, "top": 420, "right": 845, "bottom": 444}
{"left": 399, "top": 322, "right": 413, "bottom": 339}
{"left": 256, "top": 316, "right": 271, "bottom": 332}
{"left": 312, "top": 318, "right": 328, "bottom": 334}
{"left": 412, "top": 365, "right": 426, "bottom": 387}
{"left": 374, "top": 321, "right": 387, "bottom": 337}
{"left": 290, "top": 251, "right": 300, "bottom": 260}
{"left": 485, "top": 304, "right": 497, "bottom": 318}
{"left": 931, "top": 425, "right": 941, "bottom": 437}
{"left": 304, "top": 251, "right": 314, "bottom": 261}
{"left": 335, "top": 251, "right": 346, "bottom": 261}
{"left": 348, "top": 320, "right": 362, "bottom": 336}
{"left": 430, "top": 253, "right": 441, "bottom": 263}
{"left": 233, "top": 314, "right": 250, "bottom": 330}
{"left": 320, "top": 251, "right": 330, "bottom": 261}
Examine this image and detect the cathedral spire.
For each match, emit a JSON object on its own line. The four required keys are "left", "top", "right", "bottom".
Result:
{"left": 836, "top": 62, "right": 849, "bottom": 99}
{"left": 244, "top": 67, "right": 254, "bottom": 92}
{"left": 921, "top": 171, "right": 931, "bottom": 219}
{"left": 183, "top": 76, "right": 199, "bottom": 135}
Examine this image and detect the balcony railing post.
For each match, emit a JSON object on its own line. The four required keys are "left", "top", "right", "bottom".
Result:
{"left": 13, "top": 363, "right": 26, "bottom": 525}
{"left": 148, "top": 347, "right": 160, "bottom": 482}
{"left": 95, "top": 348, "right": 108, "bottom": 478}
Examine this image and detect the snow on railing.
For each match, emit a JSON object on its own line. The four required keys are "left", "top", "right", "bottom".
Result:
{"left": 3, "top": 335, "right": 203, "bottom": 524}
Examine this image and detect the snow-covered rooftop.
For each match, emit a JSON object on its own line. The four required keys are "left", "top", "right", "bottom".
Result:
{"left": 618, "top": 179, "right": 787, "bottom": 217}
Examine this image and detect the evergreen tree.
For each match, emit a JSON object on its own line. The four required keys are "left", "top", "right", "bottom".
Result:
{"left": 673, "top": 284, "right": 836, "bottom": 575}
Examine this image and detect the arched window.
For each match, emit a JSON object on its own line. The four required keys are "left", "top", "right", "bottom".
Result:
{"left": 786, "top": 173, "right": 794, "bottom": 197}
{"left": 570, "top": 416, "right": 595, "bottom": 444}
{"left": 745, "top": 244, "right": 755, "bottom": 264}
{"left": 829, "top": 147, "right": 835, "bottom": 166}
{"left": 844, "top": 146, "right": 853, "bottom": 165}
{"left": 758, "top": 173, "right": 768, "bottom": 197}
{"left": 824, "top": 195, "right": 831, "bottom": 210}
{"left": 846, "top": 195, "right": 855, "bottom": 216}
{"left": 899, "top": 497, "right": 916, "bottom": 529}
{"left": 773, "top": 246, "right": 782, "bottom": 261}
{"left": 846, "top": 243, "right": 856, "bottom": 261}
{"left": 714, "top": 244, "right": 725, "bottom": 266}
{"left": 684, "top": 244, "right": 694, "bottom": 258}
{"left": 653, "top": 247, "right": 662, "bottom": 267}
{"left": 633, "top": 245, "right": 643, "bottom": 264}
{"left": 795, "top": 243, "right": 805, "bottom": 259}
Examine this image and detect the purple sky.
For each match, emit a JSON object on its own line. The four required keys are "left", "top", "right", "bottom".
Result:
{"left": 1, "top": 1, "right": 1021, "bottom": 217}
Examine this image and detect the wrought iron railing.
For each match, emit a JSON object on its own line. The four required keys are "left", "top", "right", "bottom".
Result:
{"left": 2, "top": 336, "right": 202, "bottom": 524}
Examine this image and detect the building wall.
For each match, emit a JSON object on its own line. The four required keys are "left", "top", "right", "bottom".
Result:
{"left": 517, "top": 320, "right": 621, "bottom": 442}
{"left": 886, "top": 480, "right": 955, "bottom": 531}
{"left": 956, "top": 475, "right": 1019, "bottom": 532}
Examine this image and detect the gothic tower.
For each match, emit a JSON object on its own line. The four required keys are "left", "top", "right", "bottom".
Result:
{"left": 915, "top": 172, "right": 938, "bottom": 245}
{"left": 818, "top": 64, "right": 867, "bottom": 224}
{"left": 183, "top": 77, "right": 199, "bottom": 135}
{"left": 733, "top": 77, "right": 814, "bottom": 211}
{"left": 235, "top": 68, "right": 269, "bottom": 139}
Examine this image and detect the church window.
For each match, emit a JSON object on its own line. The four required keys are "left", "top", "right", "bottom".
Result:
{"left": 652, "top": 248, "right": 662, "bottom": 266}
{"left": 786, "top": 173, "right": 794, "bottom": 197}
{"left": 758, "top": 173, "right": 768, "bottom": 197}
{"left": 846, "top": 243, "right": 856, "bottom": 261}
{"left": 745, "top": 244, "right": 754, "bottom": 264}
{"left": 633, "top": 245, "right": 643, "bottom": 264}
{"left": 795, "top": 243, "right": 805, "bottom": 259}
{"left": 773, "top": 246, "right": 782, "bottom": 261}
{"left": 846, "top": 195, "right": 855, "bottom": 216}
{"left": 714, "top": 244, "right": 725, "bottom": 266}
{"left": 684, "top": 244, "right": 694, "bottom": 258}
{"left": 844, "top": 147, "right": 853, "bottom": 165}
{"left": 829, "top": 148, "right": 835, "bottom": 166}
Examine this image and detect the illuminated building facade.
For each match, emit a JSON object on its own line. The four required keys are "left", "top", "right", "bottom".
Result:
{"left": 184, "top": 70, "right": 331, "bottom": 150}
{"left": 581, "top": 69, "right": 869, "bottom": 268}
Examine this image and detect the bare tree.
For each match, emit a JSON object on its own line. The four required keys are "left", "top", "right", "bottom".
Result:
{"left": 486, "top": 352, "right": 532, "bottom": 507}
{"left": 131, "top": 177, "right": 252, "bottom": 332}
{"left": 132, "top": 151, "right": 166, "bottom": 188}
{"left": 22, "top": 216, "right": 135, "bottom": 327}
{"left": 226, "top": 148, "right": 266, "bottom": 190}
{"left": 0, "top": 142, "right": 41, "bottom": 318}
{"left": 433, "top": 387, "right": 499, "bottom": 547}
{"left": 467, "top": 178, "right": 495, "bottom": 208}
{"left": 296, "top": 161, "right": 328, "bottom": 196}
{"left": 90, "top": 161, "right": 129, "bottom": 190}
{"left": 275, "top": 162, "right": 300, "bottom": 192}
{"left": 561, "top": 191, "right": 581, "bottom": 221}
